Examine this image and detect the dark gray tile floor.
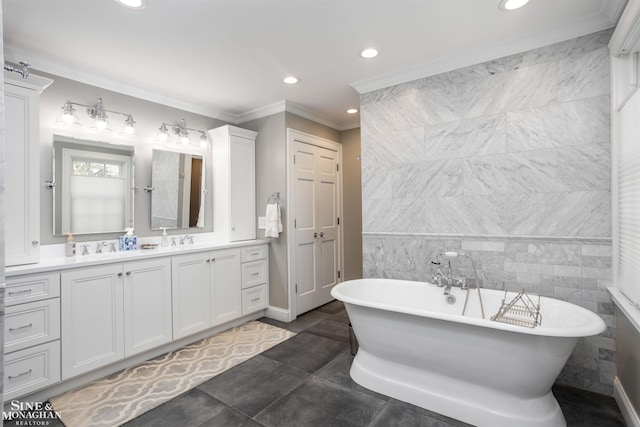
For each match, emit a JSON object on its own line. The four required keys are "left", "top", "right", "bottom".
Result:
{"left": 6, "top": 300, "right": 627, "bottom": 427}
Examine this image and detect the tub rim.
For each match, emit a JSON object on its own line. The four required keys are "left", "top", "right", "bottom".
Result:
{"left": 331, "top": 278, "right": 606, "bottom": 338}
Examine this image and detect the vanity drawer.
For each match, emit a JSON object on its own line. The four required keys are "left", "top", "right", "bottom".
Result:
{"left": 241, "top": 245, "right": 267, "bottom": 263}
{"left": 5, "top": 299, "right": 61, "bottom": 353}
{"left": 242, "top": 284, "right": 268, "bottom": 315}
{"left": 241, "top": 260, "right": 267, "bottom": 289}
{"left": 4, "top": 340, "right": 61, "bottom": 401}
{"left": 5, "top": 273, "right": 60, "bottom": 306}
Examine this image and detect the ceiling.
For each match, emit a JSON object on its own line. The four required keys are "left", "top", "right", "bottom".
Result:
{"left": 2, "top": 0, "right": 626, "bottom": 130}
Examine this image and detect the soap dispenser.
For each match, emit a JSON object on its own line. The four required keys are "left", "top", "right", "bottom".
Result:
{"left": 65, "top": 233, "right": 76, "bottom": 257}
{"left": 161, "top": 228, "right": 169, "bottom": 248}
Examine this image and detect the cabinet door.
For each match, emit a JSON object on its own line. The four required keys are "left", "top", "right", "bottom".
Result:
{"left": 210, "top": 249, "right": 241, "bottom": 326}
{"left": 123, "top": 258, "right": 172, "bottom": 357}
{"left": 171, "top": 253, "right": 211, "bottom": 339}
{"left": 229, "top": 134, "right": 256, "bottom": 241}
{"left": 61, "top": 265, "right": 124, "bottom": 380}
{"left": 5, "top": 84, "right": 40, "bottom": 266}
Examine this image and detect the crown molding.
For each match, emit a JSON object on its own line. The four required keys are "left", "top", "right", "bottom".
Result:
{"left": 4, "top": 47, "right": 358, "bottom": 131}
{"left": 350, "top": 6, "right": 622, "bottom": 94}
{"left": 236, "top": 100, "right": 287, "bottom": 124}
{"left": 3, "top": 46, "right": 238, "bottom": 123}
{"left": 237, "top": 99, "right": 360, "bottom": 131}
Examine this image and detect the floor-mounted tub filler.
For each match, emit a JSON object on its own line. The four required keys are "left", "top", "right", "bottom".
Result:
{"left": 331, "top": 273, "right": 606, "bottom": 427}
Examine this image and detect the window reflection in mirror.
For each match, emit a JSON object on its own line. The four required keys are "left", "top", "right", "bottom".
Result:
{"left": 151, "top": 149, "right": 205, "bottom": 230}
{"left": 53, "top": 135, "right": 134, "bottom": 235}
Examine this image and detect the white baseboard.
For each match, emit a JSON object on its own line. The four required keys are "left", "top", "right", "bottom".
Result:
{"left": 265, "top": 306, "right": 292, "bottom": 322}
{"left": 614, "top": 376, "right": 640, "bottom": 427}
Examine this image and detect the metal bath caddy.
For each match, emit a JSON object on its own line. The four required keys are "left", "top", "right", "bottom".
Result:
{"left": 491, "top": 290, "right": 542, "bottom": 328}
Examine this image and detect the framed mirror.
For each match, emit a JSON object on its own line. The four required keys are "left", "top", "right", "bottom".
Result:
{"left": 151, "top": 149, "right": 205, "bottom": 230}
{"left": 53, "top": 135, "right": 135, "bottom": 236}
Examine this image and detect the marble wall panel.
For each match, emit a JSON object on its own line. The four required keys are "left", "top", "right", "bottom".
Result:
{"left": 360, "top": 29, "right": 614, "bottom": 395}
{"left": 424, "top": 114, "right": 506, "bottom": 160}
{"left": 506, "top": 96, "right": 610, "bottom": 152}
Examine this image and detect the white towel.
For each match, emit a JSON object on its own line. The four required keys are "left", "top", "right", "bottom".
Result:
{"left": 265, "top": 202, "right": 282, "bottom": 238}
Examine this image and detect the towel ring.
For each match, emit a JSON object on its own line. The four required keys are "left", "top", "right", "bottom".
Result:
{"left": 268, "top": 192, "right": 280, "bottom": 204}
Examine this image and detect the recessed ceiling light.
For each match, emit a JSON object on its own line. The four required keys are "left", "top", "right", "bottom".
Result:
{"left": 498, "top": 0, "right": 530, "bottom": 11}
{"left": 283, "top": 76, "right": 300, "bottom": 84}
{"left": 360, "top": 48, "right": 379, "bottom": 59}
{"left": 347, "top": 108, "right": 358, "bottom": 114}
{"left": 114, "top": 0, "right": 147, "bottom": 9}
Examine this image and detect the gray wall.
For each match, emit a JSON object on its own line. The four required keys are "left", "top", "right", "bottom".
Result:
{"left": 340, "top": 127, "right": 363, "bottom": 281}
{"left": 240, "top": 112, "right": 288, "bottom": 310}
{"left": 241, "top": 112, "right": 361, "bottom": 311}
{"left": 36, "top": 71, "right": 227, "bottom": 245}
{"left": 360, "top": 29, "right": 614, "bottom": 395}
{"left": 616, "top": 309, "right": 640, "bottom": 416}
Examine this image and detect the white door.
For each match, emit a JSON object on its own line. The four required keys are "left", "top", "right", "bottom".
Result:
{"left": 294, "top": 140, "right": 341, "bottom": 315}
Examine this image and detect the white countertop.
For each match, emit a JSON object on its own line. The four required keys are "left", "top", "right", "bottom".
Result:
{"left": 6, "top": 238, "right": 270, "bottom": 277}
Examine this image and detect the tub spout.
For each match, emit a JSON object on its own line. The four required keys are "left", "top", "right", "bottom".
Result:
{"left": 443, "top": 285, "right": 452, "bottom": 295}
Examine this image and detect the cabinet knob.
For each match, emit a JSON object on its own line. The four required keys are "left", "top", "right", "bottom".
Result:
{"left": 117, "top": 272, "right": 123, "bottom": 277}
{"left": 126, "top": 271, "right": 131, "bottom": 276}
{"left": 206, "top": 259, "right": 211, "bottom": 263}
{"left": 32, "top": 240, "right": 39, "bottom": 246}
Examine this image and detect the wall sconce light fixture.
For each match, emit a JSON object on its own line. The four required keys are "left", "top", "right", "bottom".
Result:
{"left": 158, "top": 119, "right": 209, "bottom": 148}
{"left": 55, "top": 98, "right": 137, "bottom": 136}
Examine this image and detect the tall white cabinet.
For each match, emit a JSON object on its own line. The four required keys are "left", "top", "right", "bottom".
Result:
{"left": 209, "top": 125, "right": 257, "bottom": 241}
{"left": 4, "top": 72, "right": 53, "bottom": 266}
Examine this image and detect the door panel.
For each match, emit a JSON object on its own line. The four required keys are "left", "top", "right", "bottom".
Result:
{"left": 294, "top": 141, "right": 341, "bottom": 315}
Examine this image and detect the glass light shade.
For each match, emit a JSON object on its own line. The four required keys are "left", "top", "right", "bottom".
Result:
{"left": 158, "top": 124, "right": 169, "bottom": 142}
{"left": 90, "top": 114, "right": 112, "bottom": 133}
{"left": 199, "top": 133, "right": 209, "bottom": 148}
{"left": 180, "top": 132, "right": 190, "bottom": 145}
{"left": 55, "top": 103, "right": 81, "bottom": 127}
{"left": 121, "top": 115, "right": 136, "bottom": 136}
{"left": 283, "top": 76, "right": 299, "bottom": 84}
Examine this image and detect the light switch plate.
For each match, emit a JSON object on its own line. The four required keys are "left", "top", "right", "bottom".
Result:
{"left": 258, "top": 216, "right": 267, "bottom": 229}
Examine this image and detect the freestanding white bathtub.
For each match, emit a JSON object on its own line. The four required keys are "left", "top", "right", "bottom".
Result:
{"left": 331, "top": 278, "right": 606, "bottom": 427}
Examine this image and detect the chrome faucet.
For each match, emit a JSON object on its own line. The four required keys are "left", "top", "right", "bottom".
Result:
{"left": 431, "top": 251, "right": 485, "bottom": 318}
{"left": 180, "top": 235, "right": 194, "bottom": 245}
{"left": 95, "top": 241, "right": 107, "bottom": 254}
{"left": 81, "top": 244, "right": 89, "bottom": 256}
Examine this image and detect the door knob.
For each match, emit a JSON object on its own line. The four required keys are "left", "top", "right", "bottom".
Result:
{"left": 313, "top": 232, "right": 318, "bottom": 238}
{"left": 319, "top": 232, "right": 325, "bottom": 237}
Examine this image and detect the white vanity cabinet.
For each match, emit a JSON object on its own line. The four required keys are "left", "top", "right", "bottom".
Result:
{"left": 123, "top": 258, "right": 172, "bottom": 356}
{"left": 3, "top": 273, "right": 61, "bottom": 401}
{"left": 4, "top": 72, "right": 53, "bottom": 266}
{"left": 209, "top": 125, "right": 257, "bottom": 242}
{"left": 61, "top": 258, "right": 172, "bottom": 379}
{"left": 6, "top": 241, "right": 269, "bottom": 400}
{"left": 171, "top": 253, "right": 212, "bottom": 339}
{"left": 172, "top": 248, "right": 242, "bottom": 339}
{"left": 240, "top": 245, "right": 269, "bottom": 314}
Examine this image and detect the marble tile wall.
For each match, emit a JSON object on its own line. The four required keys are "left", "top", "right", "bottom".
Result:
{"left": 360, "top": 29, "right": 614, "bottom": 395}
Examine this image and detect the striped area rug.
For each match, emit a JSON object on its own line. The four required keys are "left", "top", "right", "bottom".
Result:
{"left": 50, "top": 321, "right": 295, "bottom": 427}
